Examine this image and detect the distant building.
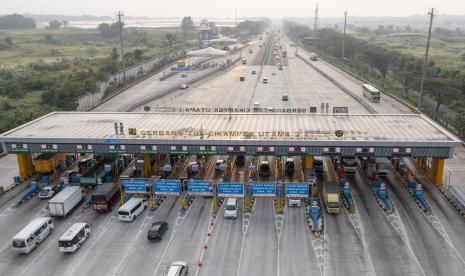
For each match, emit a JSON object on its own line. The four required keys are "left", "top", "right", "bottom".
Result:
{"left": 199, "top": 19, "right": 219, "bottom": 42}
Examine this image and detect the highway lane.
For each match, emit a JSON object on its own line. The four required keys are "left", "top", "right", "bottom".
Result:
{"left": 384, "top": 174, "right": 465, "bottom": 275}
{"left": 348, "top": 172, "right": 424, "bottom": 275}
{"left": 154, "top": 197, "right": 212, "bottom": 276}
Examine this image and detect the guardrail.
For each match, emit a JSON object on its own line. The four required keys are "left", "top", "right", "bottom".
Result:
{"left": 120, "top": 56, "right": 242, "bottom": 112}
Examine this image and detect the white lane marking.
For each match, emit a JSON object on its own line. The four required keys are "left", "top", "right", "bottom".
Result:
{"left": 194, "top": 203, "right": 222, "bottom": 276}
{"left": 66, "top": 210, "right": 115, "bottom": 276}
{"left": 235, "top": 199, "right": 256, "bottom": 276}
{"left": 20, "top": 213, "right": 84, "bottom": 275}
{"left": 152, "top": 198, "right": 195, "bottom": 276}
{"left": 111, "top": 204, "right": 160, "bottom": 275}
{"left": 304, "top": 204, "right": 325, "bottom": 276}
{"left": 424, "top": 210, "right": 465, "bottom": 266}
{"left": 344, "top": 202, "right": 377, "bottom": 276}
{"left": 274, "top": 201, "right": 285, "bottom": 276}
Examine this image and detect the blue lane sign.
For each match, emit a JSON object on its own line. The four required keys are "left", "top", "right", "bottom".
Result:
{"left": 123, "top": 179, "right": 147, "bottom": 193}
{"left": 285, "top": 183, "right": 309, "bottom": 198}
{"left": 154, "top": 180, "right": 181, "bottom": 195}
{"left": 105, "top": 138, "right": 117, "bottom": 145}
{"left": 187, "top": 180, "right": 212, "bottom": 196}
{"left": 251, "top": 182, "right": 275, "bottom": 197}
{"left": 171, "top": 66, "right": 192, "bottom": 72}
{"left": 217, "top": 183, "right": 244, "bottom": 198}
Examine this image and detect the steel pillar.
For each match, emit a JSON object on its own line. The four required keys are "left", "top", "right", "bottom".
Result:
{"left": 432, "top": 158, "right": 444, "bottom": 186}
{"left": 305, "top": 155, "right": 314, "bottom": 169}
{"left": 17, "top": 153, "right": 33, "bottom": 181}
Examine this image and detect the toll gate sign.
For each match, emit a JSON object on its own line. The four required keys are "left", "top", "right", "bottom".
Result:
{"left": 285, "top": 183, "right": 309, "bottom": 198}
{"left": 154, "top": 180, "right": 181, "bottom": 196}
{"left": 124, "top": 179, "right": 147, "bottom": 193}
{"left": 187, "top": 180, "right": 212, "bottom": 196}
{"left": 251, "top": 182, "right": 275, "bottom": 197}
{"left": 217, "top": 183, "right": 244, "bottom": 198}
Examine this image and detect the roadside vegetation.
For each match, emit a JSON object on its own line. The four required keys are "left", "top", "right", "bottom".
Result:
{"left": 284, "top": 20, "right": 465, "bottom": 140}
{"left": 0, "top": 14, "right": 197, "bottom": 134}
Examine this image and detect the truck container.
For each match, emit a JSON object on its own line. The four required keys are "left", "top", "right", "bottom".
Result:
{"left": 342, "top": 158, "right": 357, "bottom": 175}
{"left": 176, "top": 60, "right": 186, "bottom": 67}
{"left": 375, "top": 158, "right": 390, "bottom": 177}
{"left": 34, "top": 153, "right": 66, "bottom": 173}
{"left": 322, "top": 181, "right": 340, "bottom": 214}
{"left": 92, "top": 182, "right": 119, "bottom": 213}
{"left": 48, "top": 186, "right": 83, "bottom": 217}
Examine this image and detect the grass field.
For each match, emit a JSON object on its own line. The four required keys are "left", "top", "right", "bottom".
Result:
{"left": 352, "top": 32, "right": 465, "bottom": 72}
{"left": 0, "top": 27, "right": 192, "bottom": 66}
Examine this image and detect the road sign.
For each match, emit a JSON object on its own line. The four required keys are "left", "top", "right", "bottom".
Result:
{"left": 251, "top": 182, "right": 275, "bottom": 197}
{"left": 217, "top": 183, "right": 244, "bottom": 198}
{"left": 187, "top": 180, "right": 212, "bottom": 196}
{"left": 154, "top": 180, "right": 180, "bottom": 196}
{"left": 285, "top": 183, "right": 309, "bottom": 198}
{"left": 124, "top": 179, "right": 147, "bottom": 193}
{"left": 171, "top": 66, "right": 192, "bottom": 72}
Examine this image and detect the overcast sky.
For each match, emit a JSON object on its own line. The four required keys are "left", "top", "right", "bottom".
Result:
{"left": 2, "top": 0, "right": 464, "bottom": 18}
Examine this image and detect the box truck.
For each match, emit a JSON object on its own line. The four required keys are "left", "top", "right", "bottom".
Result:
{"left": 48, "top": 186, "right": 83, "bottom": 217}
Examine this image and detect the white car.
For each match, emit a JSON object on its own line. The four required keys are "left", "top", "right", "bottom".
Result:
{"left": 180, "top": 73, "right": 187, "bottom": 78}
{"left": 166, "top": 261, "right": 188, "bottom": 276}
{"left": 180, "top": 83, "right": 188, "bottom": 89}
{"left": 39, "top": 185, "right": 60, "bottom": 199}
{"left": 288, "top": 198, "right": 302, "bottom": 207}
{"left": 271, "top": 72, "right": 276, "bottom": 75}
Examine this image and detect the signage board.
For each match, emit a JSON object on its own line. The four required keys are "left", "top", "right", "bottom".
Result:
{"left": 170, "top": 66, "right": 192, "bottom": 72}
{"left": 251, "top": 182, "right": 275, "bottom": 197}
{"left": 124, "top": 179, "right": 147, "bottom": 193}
{"left": 333, "top": 107, "right": 349, "bottom": 114}
{"left": 285, "top": 183, "right": 309, "bottom": 198}
{"left": 187, "top": 180, "right": 212, "bottom": 196}
{"left": 154, "top": 180, "right": 181, "bottom": 195}
{"left": 217, "top": 183, "right": 244, "bottom": 198}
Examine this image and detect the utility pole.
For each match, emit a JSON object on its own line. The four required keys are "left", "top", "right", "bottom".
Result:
{"left": 418, "top": 8, "right": 435, "bottom": 109}
{"left": 117, "top": 11, "right": 127, "bottom": 84}
{"left": 341, "top": 10, "right": 347, "bottom": 60}
{"left": 235, "top": 8, "right": 238, "bottom": 27}
{"left": 313, "top": 3, "right": 319, "bottom": 36}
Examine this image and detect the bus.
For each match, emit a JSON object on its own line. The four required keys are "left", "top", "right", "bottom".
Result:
{"left": 362, "top": 84, "right": 381, "bottom": 103}
{"left": 12, "top": 217, "right": 54, "bottom": 254}
{"left": 58, "top": 223, "right": 90, "bottom": 253}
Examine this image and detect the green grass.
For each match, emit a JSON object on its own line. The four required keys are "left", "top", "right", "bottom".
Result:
{"left": 352, "top": 32, "right": 465, "bottom": 72}
{"left": 0, "top": 27, "right": 193, "bottom": 67}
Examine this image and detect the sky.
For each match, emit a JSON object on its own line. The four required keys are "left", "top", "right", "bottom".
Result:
{"left": 2, "top": 0, "right": 464, "bottom": 18}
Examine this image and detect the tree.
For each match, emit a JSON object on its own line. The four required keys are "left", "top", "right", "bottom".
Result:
{"left": 44, "top": 34, "right": 56, "bottom": 44}
{"left": 49, "top": 20, "right": 62, "bottom": 29}
{"left": 424, "top": 78, "right": 460, "bottom": 118}
{"left": 4, "top": 37, "right": 13, "bottom": 46}
{"left": 97, "top": 22, "right": 122, "bottom": 38}
{"left": 166, "top": 33, "right": 177, "bottom": 48}
{"left": 181, "top": 16, "right": 194, "bottom": 33}
{"left": 0, "top": 14, "right": 36, "bottom": 29}
{"left": 393, "top": 56, "right": 421, "bottom": 97}
{"left": 111, "top": 47, "right": 119, "bottom": 61}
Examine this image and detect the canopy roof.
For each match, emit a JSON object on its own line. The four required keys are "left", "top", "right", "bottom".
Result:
{"left": 209, "top": 36, "right": 237, "bottom": 43}
{"left": 187, "top": 47, "right": 227, "bottom": 57}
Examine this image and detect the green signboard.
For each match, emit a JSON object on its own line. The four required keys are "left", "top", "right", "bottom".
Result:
{"left": 40, "top": 149, "right": 59, "bottom": 153}
{"left": 10, "top": 148, "right": 30, "bottom": 153}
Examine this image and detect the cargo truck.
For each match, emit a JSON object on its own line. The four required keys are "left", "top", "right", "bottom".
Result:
{"left": 176, "top": 60, "right": 186, "bottom": 67}
{"left": 48, "top": 186, "right": 83, "bottom": 217}
{"left": 342, "top": 158, "right": 357, "bottom": 175}
{"left": 91, "top": 182, "right": 119, "bottom": 213}
{"left": 34, "top": 153, "right": 66, "bottom": 173}
{"left": 322, "top": 181, "right": 340, "bottom": 214}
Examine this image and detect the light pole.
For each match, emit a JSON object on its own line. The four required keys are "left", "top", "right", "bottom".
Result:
{"left": 117, "top": 11, "right": 127, "bottom": 84}
{"left": 341, "top": 10, "right": 347, "bottom": 60}
{"left": 418, "top": 8, "right": 435, "bottom": 109}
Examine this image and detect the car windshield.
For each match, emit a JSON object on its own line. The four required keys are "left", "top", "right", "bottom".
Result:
{"left": 344, "top": 161, "right": 356, "bottom": 166}
{"left": 226, "top": 205, "right": 236, "bottom": 210}
{"left": 119, "top": 211, "right": 129, "bottom": 216}
{"left": 13, "top": 240, "right": 25, "bottom": 248}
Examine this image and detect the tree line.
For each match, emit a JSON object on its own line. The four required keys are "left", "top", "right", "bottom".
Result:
{"left": 283, "top": 20, "right": 465, "bottom": 139}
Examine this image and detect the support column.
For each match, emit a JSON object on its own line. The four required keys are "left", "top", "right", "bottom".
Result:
{"left": 142, "top": 154, "right": 152, "bottom": 178}
{"left": 432, "top": 158, "right": 444, "bottom": 186}
{"left": 17, "top": 153, "right": 33, "bottom": 181}
{"left": 305, "top": 155, "right": 314, "bottom": 170}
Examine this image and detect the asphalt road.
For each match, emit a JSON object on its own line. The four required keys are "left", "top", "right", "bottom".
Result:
{"left": 1, "top": 30, "right": 465, "bottom": 276}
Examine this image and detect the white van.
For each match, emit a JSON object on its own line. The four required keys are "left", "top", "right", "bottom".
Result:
{"left": 12, "top": 217, "right": 54, "bottom": 254}
{"left": 58, "top": 223, "right": 90, "bottom": 253}
{"left": 263, "top": 77, "right": 268, "bottom": 83}
{"left": 118, "top": 198, "right": 148, "bottom": 222}
{"left": 224, "top": 198, "right": 238, "bottom": 219}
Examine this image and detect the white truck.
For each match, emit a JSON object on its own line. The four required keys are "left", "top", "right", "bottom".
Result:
{"left": 48, "top": 186, "right": 83, "bottom": 217}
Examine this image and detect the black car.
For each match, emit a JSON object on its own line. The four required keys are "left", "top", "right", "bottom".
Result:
{"left": 148, "top": 221, "right": 168, "bottom": 241}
